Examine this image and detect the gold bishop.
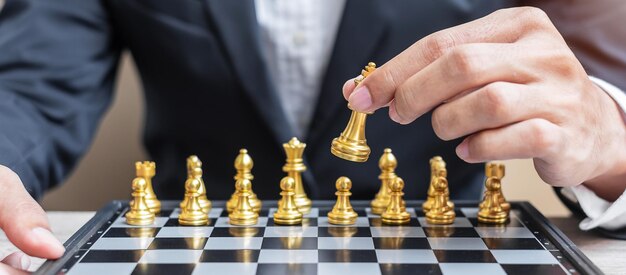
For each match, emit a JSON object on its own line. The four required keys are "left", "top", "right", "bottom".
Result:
{"left": 425, "top": 165, "right": 456, "bottom": 225}
{"left": 227, "top": 149, "right": 261, "bottom": 213}
{"left": 330, "top": 62, "right": 377, "bottom": 162}
{"left": 478, "top": 162, "right": 509, "bottom": 224}
{"left": 180, "top": 156, "right": 211, "bottom": 213}
{"left": 423, "top": 156, "right": 453, "bottom": 213}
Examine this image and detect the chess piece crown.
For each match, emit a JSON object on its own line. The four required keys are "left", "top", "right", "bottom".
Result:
{"left": 330, "top": 62, "right": 377, "bottom": 162}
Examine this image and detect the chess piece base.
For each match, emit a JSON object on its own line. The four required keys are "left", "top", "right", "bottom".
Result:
{"left": 229, "top": 213, "right": 259, "bottom": 226}
{"left": 294, "top": 195, "right": 312, "bottom": 214}
{"left": 273, "top": 212, "right": 303, "bottom": 225}
{"left": 331, "top": 138, "right": 370, "bottom": 162}
{"left": 425, "top": 211, "right": 456, "bottom": 225}
{"left": 381, "top": 212, "right": 410, "bottom": 225}
{"left": 327, "top": 211, "right": 358, "bottom": 225}
{"left": 477, "top": 211, "right": 508, "bottom": 224}
{"left": 178, "top": 213, "right": 208, "bottom": 226}
{"left": 125, "top": 211, "right": 155, "bottom": 226}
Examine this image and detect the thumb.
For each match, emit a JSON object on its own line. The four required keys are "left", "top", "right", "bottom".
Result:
{"left": 0, "top": 166, "right": 65, "bottom": 259}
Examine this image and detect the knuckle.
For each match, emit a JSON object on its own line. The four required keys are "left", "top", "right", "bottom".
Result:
{"left": 481, "top": 84, "right": 510, "bottom": 119}
{"left": 529, "top": 119, "right": 559, "bottom": 154}
{"left": 517, "top": 7, "right": 552, "bottom": 29}
{"left": 448, "top": 47, "right": 477, "bottom": 77}
{"left": 424, "top": 32, "right": 457, "bottom": 59}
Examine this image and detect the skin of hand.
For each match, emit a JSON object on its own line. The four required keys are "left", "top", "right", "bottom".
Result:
{"left": 0, "top": 165, "right": 65, "bottom": 274}
{"left": 343, "top": 7, "right": 626, "bottom": 201}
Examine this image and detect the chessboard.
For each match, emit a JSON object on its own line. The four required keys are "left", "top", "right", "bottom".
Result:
{"left": 35, "top": 201, "right": 601, "bottom": 275}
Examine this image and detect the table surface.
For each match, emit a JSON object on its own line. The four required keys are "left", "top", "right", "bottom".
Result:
{"left": 0, "top": 212, "right": 624, "bottom": 274}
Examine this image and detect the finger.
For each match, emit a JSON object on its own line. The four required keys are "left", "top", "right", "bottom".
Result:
{"left": 432, "top": 82, "right": 553, "bottom": 140}
{"left": 342, "top": 78, "right": 357, "bottom": 101}
{"left": 1, "top": 252, "right": 30, "bottom": 271}
{"left": 0, "top": 264, "right": 28, "bottom": 275}
{"left": 456, "top": 118, "right": 562, "bottom": 163}
{"left": 349, "top": 7, "right": 552, "bottom": 112}
{"left": 0, "top": 166, "right": 65, "bottom": 259}
{"left": 389, "top": 43, "right": 539, "bottom": 124}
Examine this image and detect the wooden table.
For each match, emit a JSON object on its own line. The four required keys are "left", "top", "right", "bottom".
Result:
{"left": 0, "top": 212, "right": 624, "bottom": 274}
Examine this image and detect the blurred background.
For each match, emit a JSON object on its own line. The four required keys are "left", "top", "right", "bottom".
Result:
{"left": 39, "top": 53, "right": 569, "bottom": 217}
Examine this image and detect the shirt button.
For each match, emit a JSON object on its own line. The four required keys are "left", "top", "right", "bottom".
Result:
{"left": 293, "top": 32, "right": 307, "bottom": 47}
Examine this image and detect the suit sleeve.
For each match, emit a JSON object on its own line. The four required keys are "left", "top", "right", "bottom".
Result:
{"left": 0, "top": 0, "right": 121, "bottom": 199}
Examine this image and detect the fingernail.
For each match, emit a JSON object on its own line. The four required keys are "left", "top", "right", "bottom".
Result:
{"left": 348, "top": 86, "right": 372, "bottom": 111}
{"left": 389, "top": 102, "right": 401, "bottom": 123}
{"left": 32, "top": 227, "right": 65, "bottom": 255}
{"left": 20, "top": 253, "right": 30, "bottom": 270}
{"left": 456, "top": 140, "right": 470, "bottom": 160}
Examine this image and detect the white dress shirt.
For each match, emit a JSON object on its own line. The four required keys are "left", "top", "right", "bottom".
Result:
{"left": 254, "top": 1, "right": 626, "bottom": 231}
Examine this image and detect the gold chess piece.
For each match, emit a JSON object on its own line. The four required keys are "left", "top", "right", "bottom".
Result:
{"left": 371, "top": 148, "right": 397, "bottom": 215}
{"left": 180, "top": 156, "right": 212, "bottom": 212}
{"left": 283, "top": 137, "right": 312, "bottom": 214}
{"left": 327, "top": 177, "right": 359, "bottom": 225}
{"left": 425, "top": 167, "right": 456, "bottom": 225}
{"left": 178, "top": 166, "right": 209, "bottom": 226}
{"left": 478, "top": 163, "right": 509, "bottom": 224}
{"left": 134, "top": 161, "right": 161, "bottom": 214}
{"left": 330, "top": 62, "right": 377, "bottom": 162}
{"left": 229, "top": 178, "right": 259, "bottom": 226}
{"left": 125, "top": 171, "right": 156, "bottom": 226}
{"left": 227, "top": 149, "right": 261, "bottom": 213}
{"left": 484, "top": 162, "right": 510, "bottom": 213}
{"left": 381, "top": 177, "right": 411, "bottom": 225}
{"left": 422, "top": 156, "right": 453, "bottom": 213}
{"left": 273, "top": 176, "right": 303, "bottom": 225}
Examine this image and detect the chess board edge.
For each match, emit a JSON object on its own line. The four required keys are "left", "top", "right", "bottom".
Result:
{"left": 34, "top": 200, "right": 603, "bottom": 275}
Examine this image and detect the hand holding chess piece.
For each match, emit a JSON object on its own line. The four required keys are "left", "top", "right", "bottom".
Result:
{"left": 425, "top": 166, "right": 456, "bottom": 225}
{"left": 331, "top": 62, "right": 377, "bottom": 162}
{"left": 273, "top": 176, "right": 303, "bottom": 225}
{"left": 328, "top": 177, "right": 359, "bottom": 225}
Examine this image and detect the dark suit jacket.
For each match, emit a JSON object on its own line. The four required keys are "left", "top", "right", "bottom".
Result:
{"left": 0, "top": 0, "right": 624, "bottom": 212}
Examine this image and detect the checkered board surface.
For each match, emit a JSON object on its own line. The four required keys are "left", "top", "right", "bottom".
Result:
{"left": 36, "top": 201, "right": 600, "bottom": 275}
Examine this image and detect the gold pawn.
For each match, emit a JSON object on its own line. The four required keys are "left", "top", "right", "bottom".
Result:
{"left": 273, "top": 176, "right": 303, "bottom": 225}
{"left": 425, "top": 167, "right": 456, "bottom": 225}
{"left": 178, "top": 167, "right": 209, "bottom": 226}
{"left": 478, "top": 163, "right": 509, "bottom": 224}
{"left": 422, "top": 156, "right": 453, "bottom": 213}
{"left": 283, "top": 137, "right": 312, "bottom": 214}
{"left": 370, "top": 148, "right": 397, "bottom": 215}
{"left": 229, "top": 178, "right": 259, "bottom": 226}
{"left": 134, "top": 161, "right": 160, "bottom": 214}
{"left": 227, "top": 149, "right": 261, "bottom": 213}
{"left": 330, "top": 62, "right": 377, "bottom": 162}
{"left": 180, "top": 156, "right": 212, "bottom": 212}
{"left": 381, "top": 177, "right": 411, "bottom": 225}
{"left": 125, "top": 174, "right": 155, "bottom": 226}
{"left": 327, "top": 177, "right": 359, "bottom": 225}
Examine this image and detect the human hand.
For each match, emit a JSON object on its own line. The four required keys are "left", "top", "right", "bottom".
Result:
{"left": 0, "top": 165, "right": 65, "bottom": 274}
{"left": 343, "top": 7, "right": 626, "bottom": 200}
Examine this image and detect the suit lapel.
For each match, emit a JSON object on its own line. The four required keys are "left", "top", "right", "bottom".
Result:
{"left": 203, "top": 0, "right": 294, "bottom": 147}
{"left": 307, "top": 0, "right": 389, "bottom": 147}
